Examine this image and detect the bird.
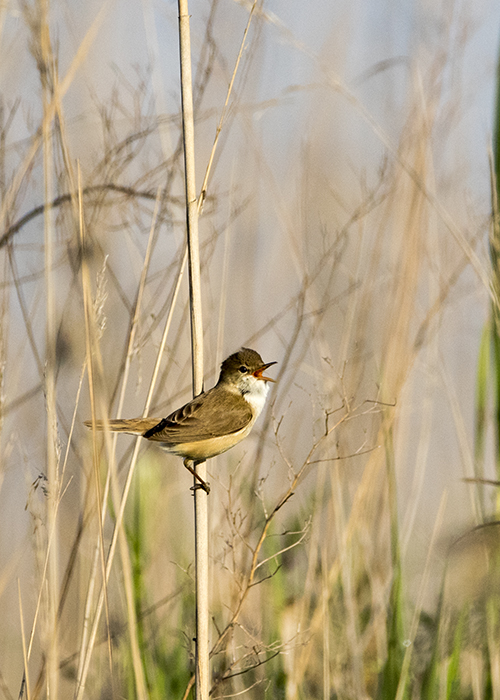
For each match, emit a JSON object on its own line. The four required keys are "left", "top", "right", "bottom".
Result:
{"left": 85, "top": 348, "right": 276, "bottom": 492}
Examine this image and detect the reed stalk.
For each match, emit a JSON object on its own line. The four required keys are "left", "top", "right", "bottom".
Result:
{"left": 178, "top": 1, "right": 208, "bottom": 698}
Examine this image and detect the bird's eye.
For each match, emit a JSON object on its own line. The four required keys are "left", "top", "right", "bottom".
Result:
{"left": 238, "top": 365, "right": 247, "bottom": 373}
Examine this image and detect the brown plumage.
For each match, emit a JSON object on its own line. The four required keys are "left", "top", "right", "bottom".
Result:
{"left": 85, "top": 349, "right": 276, "bottom": 479}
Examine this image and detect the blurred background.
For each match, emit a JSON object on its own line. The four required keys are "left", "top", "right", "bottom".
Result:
{"left": 1, "top": 0, "right": 500, "bottom": 697}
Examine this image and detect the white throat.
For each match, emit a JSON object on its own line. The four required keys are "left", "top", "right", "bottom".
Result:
{"left": 240, "top": 376, "right": 270, "bottom": 418}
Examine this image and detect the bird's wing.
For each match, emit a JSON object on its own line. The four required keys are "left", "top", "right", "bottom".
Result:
{"left": 144, "top": 388, "right": 253, "bottom": 444}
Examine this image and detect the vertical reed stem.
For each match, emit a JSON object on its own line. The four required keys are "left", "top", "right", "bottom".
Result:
{"left": 41, "top": 1, "right": 59, "bottom": 694}
{"left": 178, "top": 2, "right": 209, "bottom": 698}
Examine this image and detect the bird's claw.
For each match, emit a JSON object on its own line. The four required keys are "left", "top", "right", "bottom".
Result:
{"left": 191, "top": 481, "right": 211, "bottom": 495}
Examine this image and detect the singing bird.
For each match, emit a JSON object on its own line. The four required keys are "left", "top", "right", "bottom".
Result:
{"left": 85, "top": 348, "right": 276, "bottom": 492}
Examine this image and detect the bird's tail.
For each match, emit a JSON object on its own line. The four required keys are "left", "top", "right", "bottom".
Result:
{"left": 84, "top": 417, "right": 161, "bottom": 436}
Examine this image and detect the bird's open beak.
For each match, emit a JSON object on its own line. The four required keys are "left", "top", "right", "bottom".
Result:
{"left": 253, "top": 361, "right": 277, "bottom": 382}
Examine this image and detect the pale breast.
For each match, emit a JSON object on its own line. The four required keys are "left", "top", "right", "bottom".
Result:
{"left": 159, "top": 422, "right": 254, "bottom": 461}
{"left": 242, "top": 378, "right": 269, "bottom": 418}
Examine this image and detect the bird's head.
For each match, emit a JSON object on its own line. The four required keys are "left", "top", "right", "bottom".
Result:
{"left": 219, "top": 348, "right": 276, "bottom": 393}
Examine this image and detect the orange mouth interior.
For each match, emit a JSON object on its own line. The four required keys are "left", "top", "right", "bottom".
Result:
{"left": 253, "top": 362, "right": 277, "bottom": 382}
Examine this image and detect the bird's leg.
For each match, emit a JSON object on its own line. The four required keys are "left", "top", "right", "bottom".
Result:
{"left": 183, "top": 458, "right": 210, "bottom": 494}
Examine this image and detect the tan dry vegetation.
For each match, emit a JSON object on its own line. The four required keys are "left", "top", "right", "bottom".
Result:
{"left": 0, "top": 1, "right": 497, "bottom": 698}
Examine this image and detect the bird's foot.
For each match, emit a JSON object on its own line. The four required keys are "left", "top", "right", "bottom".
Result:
{"left": 191, "top": 481, "right": 211, "bottom": 495}
{"left": 183, "top": 459, "right": 210, "bottom": 494}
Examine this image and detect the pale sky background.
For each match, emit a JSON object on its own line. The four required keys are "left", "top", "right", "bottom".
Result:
{"left": 1, "top": 0, "right": 500, "bottom": 686}
{"left": 1, "top": 0, "right": 499, "bottom": 563}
